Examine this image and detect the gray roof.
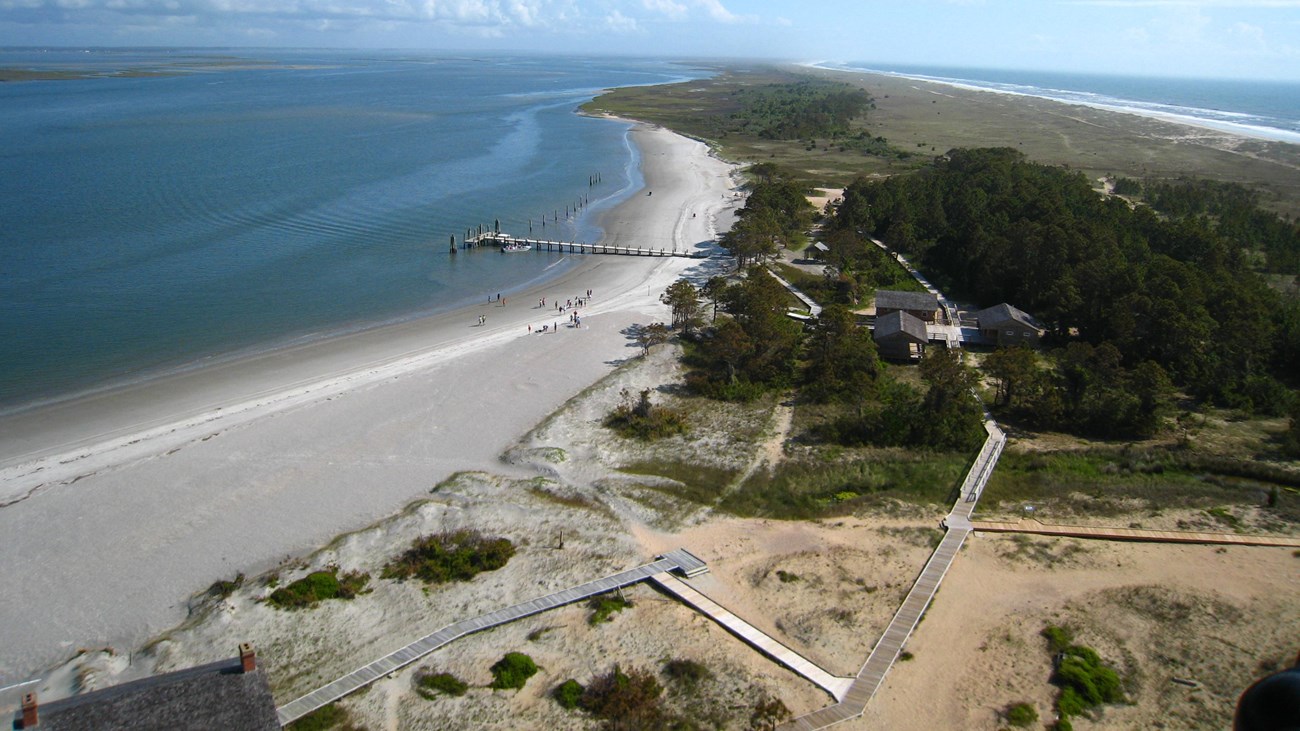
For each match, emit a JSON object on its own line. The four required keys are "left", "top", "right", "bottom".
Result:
{"left": 875, "top": 289, "right": 938, "bottom": 313}
{"left": 812, "top": 241, "right": 829, "bottom": 252}
{"left": 27, "top": 657, "right": 279, "bottom": 731}
{"left": 972, "top": 303, "right": 1043, "bottom": 331}
{"left": 874, "top": 310, "right": 928, "bottom": 343}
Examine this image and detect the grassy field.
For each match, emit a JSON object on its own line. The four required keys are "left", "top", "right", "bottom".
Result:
{"left": 583, "top": 67, "right": 926, "bottom": 189}
{"left": 585, "top": 63, "right": 1300, "bottom": 216}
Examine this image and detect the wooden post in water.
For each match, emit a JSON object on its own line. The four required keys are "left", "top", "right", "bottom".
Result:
{"left": 449, "top": 235, "right": 456, "bottom": 255}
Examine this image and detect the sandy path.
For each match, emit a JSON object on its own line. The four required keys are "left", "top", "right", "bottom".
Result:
{"left": 0, "top": 124, "right": 740, "bottom": 683}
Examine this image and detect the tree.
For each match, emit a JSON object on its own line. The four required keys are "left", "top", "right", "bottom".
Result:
{"left": 634, "top": 323, "right": 669, "bottom": 356}
{"left": 660, "top": 279, "right": 702, "bottom": 333}
{"left": 803, "top": 304, "right": 880, "bottom": 406}
{"left": 915, "top": 348, "right": 985, "bottom": 451}
{"left": 722, "top": 209, "right": 783, "bottom": 266}
{"left": 701, "top": 275, "right": 729, "bottom": 321}
{"left": 984, "top": 346, "right": 1040, "bottom": 409}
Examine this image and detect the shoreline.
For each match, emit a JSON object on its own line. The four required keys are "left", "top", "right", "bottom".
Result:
{"left": 0, "top": 122, "right": 742, "bottom": 682}
{"left": 807, "top": 63, "right": 1300, "bottom": 146}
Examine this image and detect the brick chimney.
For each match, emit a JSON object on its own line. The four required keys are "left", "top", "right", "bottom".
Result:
{"left": 239, "top": 642, "right": 256, "bottom": 673}
{"left": 20, "top": 691, "right": 37, "bottom": 728}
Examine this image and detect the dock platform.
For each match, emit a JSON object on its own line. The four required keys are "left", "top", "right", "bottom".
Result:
{"left": 467, "top": 232, "right": 706, "bottom": 258}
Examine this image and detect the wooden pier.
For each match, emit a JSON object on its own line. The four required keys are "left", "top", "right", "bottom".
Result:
{"left": 465, "top": 231, "right": 706, "bottom": 259}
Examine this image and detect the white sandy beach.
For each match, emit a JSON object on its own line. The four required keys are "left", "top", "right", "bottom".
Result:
{"left": 0, "top": 124, "right": 741, "bottom": 686}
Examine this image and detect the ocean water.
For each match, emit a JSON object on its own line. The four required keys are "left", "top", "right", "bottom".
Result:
{"left": 0, "top": 50, "right": 700, "bottom": 411}
{"left": 831, "top": 62, "right": 1300, "bottom": 144}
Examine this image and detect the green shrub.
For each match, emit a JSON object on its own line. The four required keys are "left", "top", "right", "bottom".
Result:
{"left": 587, "top": 593, "right": 633, "bottom": 625}
{"left": 662, "top": 658, "right": 712, "bottom": 689}
{"left": 775, "top": 569, "right": 800, "bottom": 583}
{"left": 284, "top": 702, "right": 355, "bottom": 730}
{"left": 414, "top": 670, "right": 468, "bottom": 699}
{"left": 1041, "top": 625, "right": 1074, "bottom": 654}
{"left": 604, "top": 388, "right": 688, "bottom": 440}
{"left": 208, "top": 572, "right": 245, "bottom": 599}
{"left": 750, "top": 694, "right": 792, "bottom": 730}
{"left": 1005, "top": 702, "right": 1038, "bottom": 727}
{"left": 382, "top": 529, "right": 514, "bottom": 584}
{"left": 489, "top": 652, "right": 538, "bottom": 690}
{"left": 552, "top": 678, "right": 584, "bottom": 709}
{"left": 268, "top": 568, "right": 370, "bottom": 610}
{"left": 579, "top": 665, "right": 665, "bottom": 726}
{"left": 1044, "top": 631, "right": 1126, "bottom": 722}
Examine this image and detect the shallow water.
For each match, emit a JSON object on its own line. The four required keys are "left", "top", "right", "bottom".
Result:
{"left": 0, "top": 49, "right": 699, "bottom": 409}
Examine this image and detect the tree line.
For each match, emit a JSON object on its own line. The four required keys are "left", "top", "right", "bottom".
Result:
{"left": 726, "top": 80, "right": 874, "bottom": 141}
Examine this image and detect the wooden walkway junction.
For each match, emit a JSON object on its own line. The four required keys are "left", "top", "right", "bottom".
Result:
{"left": 785, "top": 419, "right": 1007, "bottom": 730}
{"left": 970, "top": 519, "right": 1300, "bottom": 547}
{"left": 649, "top": 573, "right": 853, "bottom": 701}
{"left": 466, "top": 231, "right": 706, "bottom": 259}
{"left": 276, "top": 551, "right": 705, "bottom": 726}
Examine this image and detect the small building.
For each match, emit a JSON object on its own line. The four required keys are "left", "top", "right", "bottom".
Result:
{"left": 810, "top": 241, "right": 830, "bottom": 259}
{"left": 971, "top": 303, "right": 1045, "bottom": 347}
{"left": 16, "top": 644, "right": 279, "bottom": 731}
{"left": 874, "top": 310, "right": 928, "bottom": 361}
{"left": 875, "top": 289, "right": 940, "bottom": 324}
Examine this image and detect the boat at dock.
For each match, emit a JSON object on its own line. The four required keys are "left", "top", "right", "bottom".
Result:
{"left": 501, "top": 242, "right": 532, "bottom": 252}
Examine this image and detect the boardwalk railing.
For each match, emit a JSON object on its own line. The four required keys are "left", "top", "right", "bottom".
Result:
{"left": 467, "top": 232, "right": 706, "bottom": 259}
{"left": 276, "top": 552, "right": 702, "bottom": 726}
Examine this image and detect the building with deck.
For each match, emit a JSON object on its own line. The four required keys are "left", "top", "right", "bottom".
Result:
{"left": 971, "top": 303, "right": 1045, "bottom": 347}
{"left": 874, "top": 290, "right": 940, "bottom": 324}
{"left": 874, "top": 310, "right": 929, "bottom": 361}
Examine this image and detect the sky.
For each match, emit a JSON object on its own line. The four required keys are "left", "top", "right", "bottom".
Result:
{"left": 1, "top": 0, "right": 1298, "bottom": 80}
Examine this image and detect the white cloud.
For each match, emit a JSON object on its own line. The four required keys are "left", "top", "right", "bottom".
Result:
{"left": 642, "top": 0, "right": 686, "bottom": 19}
{"left": 605, "top": 8, "right": 637, "bottom": 32}
{"left": 695, "top": 0, "right": 739, "bottom": 23}
{"left": 1065, "top": 1, "right": 1300, "bottom": 6}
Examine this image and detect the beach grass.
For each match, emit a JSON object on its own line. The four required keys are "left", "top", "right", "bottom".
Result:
{"left": 984, "top": 448, "right": 1300, "bottom": 524}
{"left": 718, "top": 450, "right": 970, "bottom": 519}
{"left": 583, "top": 67, "right": 925, "bottom": 189}
{"left": 586, "top": 64, "right": 1300, "bottom": 216}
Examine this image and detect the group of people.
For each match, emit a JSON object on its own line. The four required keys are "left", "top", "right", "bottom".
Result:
{"left": 480, "top": 288, "right": 596, "bottom": 333}
{"left": 528, "top": 289, "right": 593, "bottom": 334}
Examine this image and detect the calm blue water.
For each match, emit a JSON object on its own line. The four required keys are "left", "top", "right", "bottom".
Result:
{"left": 0, "top": 49, "right": 702, "bottom": 410}
{"left": 833, "top": 62, "right": 1300, "bottom": 143}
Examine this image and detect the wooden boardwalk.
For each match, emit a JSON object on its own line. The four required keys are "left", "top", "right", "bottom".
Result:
{"left": 784, "top": 418, "right": 1006, "bottom": 730}
{"left": 970, "top": 519, "right": 1300, "bottom": 547}
{"left": 467, "top": 232, "right": 705, "bottom": 259}
{"left": 649, "top": 573, "right": 852, "bottom": 701}
{"left": 765, "top": 268, "right": 823, "bottom": 317}
{"left": 276, "top": 554, "right": 697, "bottom": 726}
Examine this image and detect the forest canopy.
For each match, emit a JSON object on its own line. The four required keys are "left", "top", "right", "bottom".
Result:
{"left": 825, "top": 147, "right": 1300, "bottom": 414}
